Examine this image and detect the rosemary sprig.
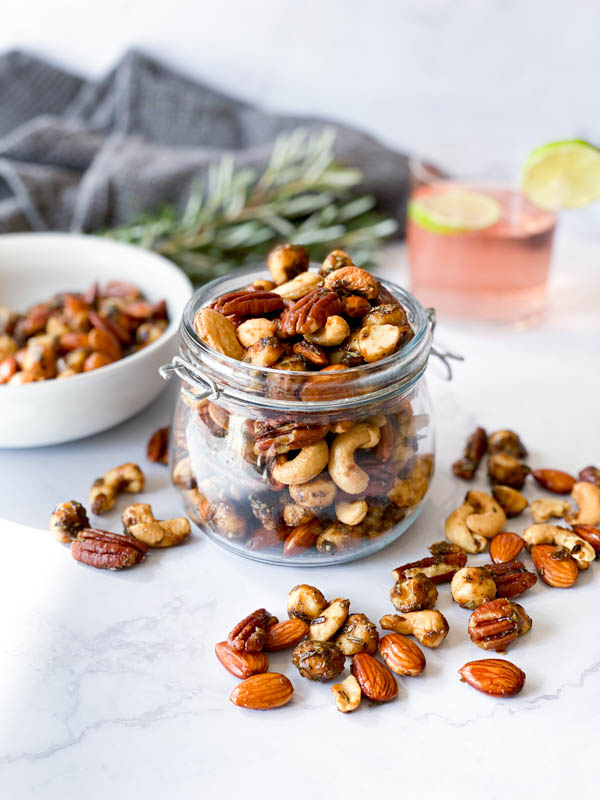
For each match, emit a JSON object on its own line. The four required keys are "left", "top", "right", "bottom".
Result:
{"left": 105, "top": 128, "right": 398, "bottom": 283}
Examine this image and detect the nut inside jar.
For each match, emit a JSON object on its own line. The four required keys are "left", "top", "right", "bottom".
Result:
{"left": 169, "top": 247, "right": 435, "bottom": 564}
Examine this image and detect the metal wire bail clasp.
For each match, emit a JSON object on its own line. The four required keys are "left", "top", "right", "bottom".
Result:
{"left": 159, "top": 355, "right": 218, "bottom": 402}
{"left": 425, "top": 308, "right": 464, "bottom": 381}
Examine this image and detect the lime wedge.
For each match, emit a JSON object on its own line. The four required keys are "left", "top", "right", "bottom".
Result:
{"left": 521, "top": 140, "right": 600, "bottom": 210}
{"left": 408, "top": 189, "right": 501, "bottom": 234}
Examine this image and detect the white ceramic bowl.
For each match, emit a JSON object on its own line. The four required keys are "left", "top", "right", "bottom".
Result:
{"left": 0, "top": 233, "right": 192, "bottom": 448}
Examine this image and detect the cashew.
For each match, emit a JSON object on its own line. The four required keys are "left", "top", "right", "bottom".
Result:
{"left": 567, "top": 481, "right": 600, "bottom": 526}
{"left": 273, "top": 271, "right": 323, "bottom": 300}
{"left": 272, "top": 441, "right": 329, "bottom": 486}
{"left": 328, "top": 423, "right": 381, "bottom": 494}
{"left": 335, "top": 613, "right": 379, "bottom": 655}
{"left": 89, "top": 462, "right": 145, "bottom": 515}
{"left": 282, "top": 503, "right": 315, "bottom": 527}
{"left": 243, "top": 336, "right": 283, "bottom": 367}
{"left": 530, "top": 498, "right": 570, "bottom": 523}
{"left": 172, "top": 457, "right": 196, "bottom": 490}
{"left": 289, "top": 475, "right": 337, "bottom": 507}
{"left": 464, "top": 490, "right": 506, "bottom": 538}
{"left": 380, "top": 610, "right": 449, "bottom": 648}
{"left": 309, "top": 598, "right": 350, "bottom": 641}
{"left": 450, "top": 567, "right": 496, "bottom": 609}
{"left": 390, "top": 574, "right": 438, "bottom": 613}
{"left": 288, "top": 584, "right": 328, "bottom": 622}
{"left": 267, "top": 243, "right": 309, "bottom": 285}
{"left": 331, "top": 674, "right": 362, "bottom": 713}
{"left": 316, "top": 523, "right": 365, "bottom": 554}
{"left": 523, "top": 523, "right": 595, "bottom": 570}
{"left": 492, "top": 485, "right": 529, "bottom": 518}
{"left": 236, "top": 318, "right": 278, "bottom": 348}
{"left": 335, "top": 499, "right": 368, "bottom": 526}
{"left": 445, "top": 503, "right": 487, "bottom": 554}
{"left": 211, "top": 502, "right": 247, "bottom": 540}
{"left": 361, "top": 304, "right": 408, "bottom": 328}
{"left": 304, "top": 315, "right": 350, "bottom": 347}
{"left": 553, "top": 531, "right": 595, "bottom": 570}
{"left": 388, "top": 455, "right": 434, "bottom": 509}
{"left": 49, "top": 500, "right": 90, "bottom": 543}
{"left": 357, "top": 324, "right": 401, "bottom": 363}
{"left": 122, "top": 502, "right": 190, "bottom": 548}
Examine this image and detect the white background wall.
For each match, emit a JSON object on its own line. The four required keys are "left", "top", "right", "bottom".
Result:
{"left": 2, "top": 0, "right": 599, "bottom": 172}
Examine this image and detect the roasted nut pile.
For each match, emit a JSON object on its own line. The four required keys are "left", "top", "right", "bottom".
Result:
{"left": 0, "top": 281, "right": 168, "bottom": 384}
{"left": 172, "top": 245, "right": 433, "bottom": 559}
{"left": 217, "top": 582, "right": 433, "bottom": 712}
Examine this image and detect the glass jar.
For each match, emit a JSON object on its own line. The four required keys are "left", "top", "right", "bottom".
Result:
{"left": 162, "top": 266, "right": 435, "bottom": 566}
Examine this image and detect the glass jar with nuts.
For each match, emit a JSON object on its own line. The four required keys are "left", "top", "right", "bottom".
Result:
{"left": 163, "top": 246, "right": 436, "bottom": 565}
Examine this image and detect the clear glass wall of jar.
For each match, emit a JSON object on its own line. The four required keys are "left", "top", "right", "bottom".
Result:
{"left": 164, "top": 267, "right": 435, "bottom": 566}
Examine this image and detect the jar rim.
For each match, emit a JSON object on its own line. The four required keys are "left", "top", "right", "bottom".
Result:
{"left": 179, "top": 264, "right": 432, "bottom": 411}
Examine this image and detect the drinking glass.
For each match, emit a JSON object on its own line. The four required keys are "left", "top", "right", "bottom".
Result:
{"left": 406, "top": 159, "right": 557, "bottom": 325}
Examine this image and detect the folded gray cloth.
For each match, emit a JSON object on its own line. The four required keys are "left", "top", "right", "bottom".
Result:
{"left": 0, "top": 49, "right": 409, "bottom": 235}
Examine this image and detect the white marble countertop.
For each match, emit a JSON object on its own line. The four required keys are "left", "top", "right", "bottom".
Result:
{"left": 2, "top": 226, "right": 599, "bottom": 799}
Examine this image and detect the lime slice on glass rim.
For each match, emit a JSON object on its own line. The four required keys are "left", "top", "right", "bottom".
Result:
{"left": 521, "top": 140, "right": 600, "bottom": 210}
{"left": 408, "top": 189, "right": 501, "bottom": 234}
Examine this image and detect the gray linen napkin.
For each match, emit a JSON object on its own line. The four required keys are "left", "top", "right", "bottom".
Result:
{"left": 0, "top": 50, "right": 409, "bottom": 235}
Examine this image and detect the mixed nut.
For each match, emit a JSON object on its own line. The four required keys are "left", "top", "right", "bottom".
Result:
{"left": 214, "top": 425, "right": 598, "bottom": 710}
{"left": 171, "top": 245, "right": 433, "bottom": 559}
{"left": 0, "top": 281, "right": 168, "bottom": 384}
{"left": 218, "top": 582, "right": 431, "bottom": 712}
{"left": 48, "top": 430, "right": 190, "bottom": 569}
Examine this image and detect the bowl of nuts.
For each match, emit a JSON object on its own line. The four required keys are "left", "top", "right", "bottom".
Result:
{"left": 0, "top": 233, "right": 192, "bottom": 447}
{"left": 164, "top": 244, "right": 436, "bottom": 565}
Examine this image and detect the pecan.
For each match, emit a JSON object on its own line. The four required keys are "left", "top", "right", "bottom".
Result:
{"left": 71, "top": 528, "right": 148, "bottom": 570}
{"left": 323, "top": 266, "right": 379, "bottom": 299}
{"left": 292, "top": 340, "right": 328, "bottom": 366}
{"left": 392, "top": 551, "right": 468, "bottom": 584}
{"left": 254, "top": 419, "right": 329, "bottom": 456}
{"left": 468, "top": 598, "right": 532, "bottom": 652}
{"left": 146, "top": 427, "right": 169, "bottom": 464}
{"left": 279, "top": 289, "right": 340, "bottom": 336}
{"left": 212, "top": 290, "right": 284, "bottom": 317}
{"left": 452, "top": 427, "right": 488, "bottom": 480}
{"left": 227, "top": 608, "right": 276, "bottom": 653}
{"left": 484, "top": 560, "right": 537, "bottom": 599}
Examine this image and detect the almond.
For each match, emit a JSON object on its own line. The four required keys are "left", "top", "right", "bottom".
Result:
{"left": 571, "top": 524, "right": 600, "bottom": 553}
{"left": 229, "top": 672, "right": 294, "bottom": 710}
{"left": 352, "top": 653, "right": 398, "bottom": 701}
{"left": 379, "top": 633, "right": 426, "bottom": 677}
{"left": 458, "top": 658, "right": 525, "bottom": 697}
{"left": 194, "top": 308, "right": 244, "bottom": 360}
{"left": 264, "top": 619, "right": 308, "bottom": 651}
{"left": 215, "top": 641, "right": 269, "bottom": 679}
{"left": 531, "top": 544, "right": 579, "bottom": 588}
{"left": 532, "top": 469, "right": 576, "bottom": 494}
{"left": 489, "top": 532, "right": 525, "bottom": 564}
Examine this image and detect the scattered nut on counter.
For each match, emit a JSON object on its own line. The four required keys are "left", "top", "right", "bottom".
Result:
{"left": 122, "top": 503, "right": 191, "bottom": 548}
{"left": 90, "top": 462, "right": 145, "bottom": 515}
{"left": 0, "top": 280, "right": 168, "bottom": 385}
{"left": 458, "top": 659, "right": 526, "bottom": 697}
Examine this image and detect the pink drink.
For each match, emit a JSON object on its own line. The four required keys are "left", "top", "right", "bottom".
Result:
{"left": 407, "top": 183, "right": 556, "bottom": 324}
